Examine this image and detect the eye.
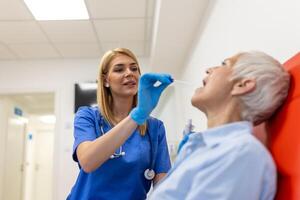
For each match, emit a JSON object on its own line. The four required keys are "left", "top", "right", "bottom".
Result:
{"left": 130, "top": 66, "right": 138, "bottom": 71}
{"left": 112, "top": 65, "right": 124, "bottom": 72}
{"left": 113, "top": 68, "right": 123, "bottom": 72}
{"left": 221, "top": 61, "right": 226, "bottom": 66}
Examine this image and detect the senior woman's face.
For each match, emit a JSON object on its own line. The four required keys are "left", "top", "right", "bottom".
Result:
{"left": 191, "top": 54, "right": 241, "bottom": 112}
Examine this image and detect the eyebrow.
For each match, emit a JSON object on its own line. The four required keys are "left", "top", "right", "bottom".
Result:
{"left": 113, "top": 62, "right": 137, "bottom": 67}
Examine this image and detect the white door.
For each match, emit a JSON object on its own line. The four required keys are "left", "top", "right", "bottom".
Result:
{"left": 33, "top": 130, "right": 54, "bottom": 200}
{"left": 3, "top": 116, "right": 26, "bottom": 200}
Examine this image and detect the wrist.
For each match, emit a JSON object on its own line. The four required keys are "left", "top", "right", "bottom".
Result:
{"left": 130, "top": 108, "right": 148, "bottom": 125}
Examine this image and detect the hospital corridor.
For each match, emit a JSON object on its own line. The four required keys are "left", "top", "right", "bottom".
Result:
{"left": 0, "top": 0, "right": 299, "bottom": 200}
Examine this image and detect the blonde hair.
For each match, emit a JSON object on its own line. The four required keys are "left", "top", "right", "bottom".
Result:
{"left": 231, "top": 51, "right": 290, "bottom": 125}
{"left": 97, "top": 48, "right": 147, "bottom": 135}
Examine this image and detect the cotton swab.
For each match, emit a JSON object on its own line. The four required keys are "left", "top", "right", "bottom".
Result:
{"left": 173, "top": 79, "right": 197, "bottom": 86}
{"left": 153, "top": 79, "right": 198, "bottom": 87}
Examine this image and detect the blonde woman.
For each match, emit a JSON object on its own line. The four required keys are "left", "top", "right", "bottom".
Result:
{"left": 67, "top": 48, "right": 173, "bottom": 200}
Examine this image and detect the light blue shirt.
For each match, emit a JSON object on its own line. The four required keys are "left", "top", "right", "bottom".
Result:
{"left": 149, "top": 121, "right": 276, "bottom": 200}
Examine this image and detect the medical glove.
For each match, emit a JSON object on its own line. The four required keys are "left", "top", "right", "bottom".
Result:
{"left": 130, "top": 73, "right": 173, "bottom": 125}
{"left": 177, "top": 133, "right": 191, "bottom": 154}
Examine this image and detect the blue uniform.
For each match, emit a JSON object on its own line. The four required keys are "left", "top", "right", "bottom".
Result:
{"left": 67, "top": 106, "right": 171, "bottom": 200}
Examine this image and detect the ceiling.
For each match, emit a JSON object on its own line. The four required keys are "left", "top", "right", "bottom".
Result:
{"left": 2, "top": 92, "right": 54, "bottom": 115}
{"left": 0, "top": 0, "right": 210, "bottom": 114}
{"left": 0, "top": 0, "right": 155, "bottom": 60}
{"left": 0, "top": 0, "right": 211, "bottom": 75}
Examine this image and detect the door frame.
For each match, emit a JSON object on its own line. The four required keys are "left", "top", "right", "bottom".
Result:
{"left": 0, "top": 87, "right": 61, "bottom": 200}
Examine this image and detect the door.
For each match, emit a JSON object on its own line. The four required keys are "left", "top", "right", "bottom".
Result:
{"left": 33, "top": 129, "right": 54, "bottom": 200}
{"left": 3, "top": 116, "right": 26, "bottom": 200}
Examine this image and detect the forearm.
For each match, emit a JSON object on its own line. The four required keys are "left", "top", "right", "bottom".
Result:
{"left": 77, "top": 116, "right": 138, "bottom": 172}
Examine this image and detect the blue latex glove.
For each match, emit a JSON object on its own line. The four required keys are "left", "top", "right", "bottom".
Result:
{"left": 130, "top": 73, "right": 173, "bottom": 125}
{"left": 177, "top": 133, "right": 192, "bottom": 154}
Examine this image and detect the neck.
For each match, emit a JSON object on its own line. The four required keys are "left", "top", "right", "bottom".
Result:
{"left": 206, "top": 101, "right": 242, "bottom": 129}
{"left": 112, "top": 96, "right": 134, "bottom": 123}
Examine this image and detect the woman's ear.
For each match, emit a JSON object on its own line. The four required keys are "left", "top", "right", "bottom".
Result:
{"left": 102, "top": 75, "right": 109, "bottom": 88}
{"left": 231, "top": 78, "right": 256, "bottom": 96}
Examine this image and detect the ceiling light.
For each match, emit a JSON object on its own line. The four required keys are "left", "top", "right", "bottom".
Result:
{"left": 24, "top": 0, "right": 89, "bottom": 20}
{"left": 39, "top": 115, "right": 56, "bottom": 124}
{"left": 10, "top": 117, "right": 29, "bottom": 125}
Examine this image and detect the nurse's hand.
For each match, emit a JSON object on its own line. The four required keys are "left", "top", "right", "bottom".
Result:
{"left": 130, "top": 73, "right": 173, "bottom": 125}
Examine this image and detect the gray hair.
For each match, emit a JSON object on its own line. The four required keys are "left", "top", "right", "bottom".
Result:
{"left": 231, "top": 51, "right": 290, "bottom": 125}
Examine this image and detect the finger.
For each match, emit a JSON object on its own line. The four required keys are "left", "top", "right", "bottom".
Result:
{"left": 158, "top": 74, "right": 174, "bottom": 84}
{"left": 157, "top": 81, "right": 173, "bottom": 94}
{"left": 140, "top": 73, "right": 173, "bottom": 85}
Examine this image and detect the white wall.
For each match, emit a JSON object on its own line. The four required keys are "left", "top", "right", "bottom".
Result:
{"left": 0, "top": 99, "right": 8, "bottom": 200}
{"left": 23, "top": 122, "right": 35, "bottom": 200}
{"left": 152, "top": 81, "right": 207, "bottom": 162}
{"left": 176, "top": 0, "right": 300, "bottom": 131}
{"left": 0, "top": 57, "right": 150, "bottom": 200}
{"left": 152, "top": 86, "right": 180, "bottom": 162}
{"left": 0, "top": 97, "right": 30, "bottom": 200}
{"left": 24, "top": 115, "right": 55, "bottom": 200}
{"left": 0, "top": 59, "right": 97, "bottom": 200}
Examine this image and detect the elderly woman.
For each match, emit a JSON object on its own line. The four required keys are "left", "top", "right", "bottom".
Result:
{"left": 149, "top": 51, "right": 290, "bottom": 200}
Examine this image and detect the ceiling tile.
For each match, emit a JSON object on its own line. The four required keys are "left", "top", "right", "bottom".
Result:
{"left": 39, "top": 20, "right": 98, "bottom": 43}
{"left": 94, "top": 19, "right": 145, "bottom": 42}
{"left": 55, "top": 43, "right": 101, "bottom": 58}
{"left": 0, "top": 0, "right": 34, "bottom": 20}
{"left": 9, "top": 43, "right": 60, "bottom": 59}
{"left": 0, "top": 21, "right": 49, "bottom": 44}
{"left": 101, "top": 41, "right": 145, "bottom": 56}
{"left": 0, "top": 43, "right": 16, "bottom": 59}
{"left": 86, "top": 0, "right": 147, "bottom": 19}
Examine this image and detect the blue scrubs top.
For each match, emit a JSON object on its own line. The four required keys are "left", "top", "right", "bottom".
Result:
{"left": 67, "top": 106, "right": 171, "bottom": 200}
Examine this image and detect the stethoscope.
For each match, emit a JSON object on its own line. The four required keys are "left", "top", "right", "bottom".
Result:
{"left": 99, "top": 117, "right": 156, "bottom": 180}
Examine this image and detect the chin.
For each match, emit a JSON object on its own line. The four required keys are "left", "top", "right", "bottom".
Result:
{"left": 191, "top": 96, "right": 199, "bottom": 107}
{"left": 123, "top": 91, "right": 137, "bottom": 97}
{"left": 191, "top": 96, "right": 205, "bottom": 112}
{"left": 124, "top": 88, "right": 137, "bottom": 94}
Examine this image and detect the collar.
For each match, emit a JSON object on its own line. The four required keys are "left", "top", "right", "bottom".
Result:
{"left": 189, "top": 121, "right": 253, "bottom": 148}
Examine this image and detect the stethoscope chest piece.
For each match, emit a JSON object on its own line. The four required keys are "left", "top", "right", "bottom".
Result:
{"left": 144, "top": 169, "right": 155, "bottom": 180}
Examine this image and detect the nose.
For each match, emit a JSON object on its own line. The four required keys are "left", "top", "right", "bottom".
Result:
{"left": 206, "top": 66, "right": 218, "bottom": 75}
{"left": 206, "top": 67, "right": 213, "bottom": 75}
{"left": 124, "top": 67, "right": 133, "bottom": 77}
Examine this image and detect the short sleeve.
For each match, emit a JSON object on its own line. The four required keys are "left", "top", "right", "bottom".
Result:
{"left": 72, "top": 106, "right": 97, "bottom": 162}
{"left": 154, "top": 120, "right": 171, "bottom": 174}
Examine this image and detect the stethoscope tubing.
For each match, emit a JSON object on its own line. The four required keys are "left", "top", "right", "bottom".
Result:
{"left": 99, "top": 115, "right": 156, "bottom": 180}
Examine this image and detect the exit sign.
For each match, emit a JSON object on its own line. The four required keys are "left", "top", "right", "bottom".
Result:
{"left": 14, "top": 107, "right": 23, "bottom": 116}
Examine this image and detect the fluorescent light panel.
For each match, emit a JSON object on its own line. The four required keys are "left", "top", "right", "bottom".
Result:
{"left": 10, "top": 117, "right": 29, "bottom": 125}
{"left": 24, "top": 0, "right": 89, "bottom": 20}
{"left": 39, "top": 115, "right": 56, "bottom": 124}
